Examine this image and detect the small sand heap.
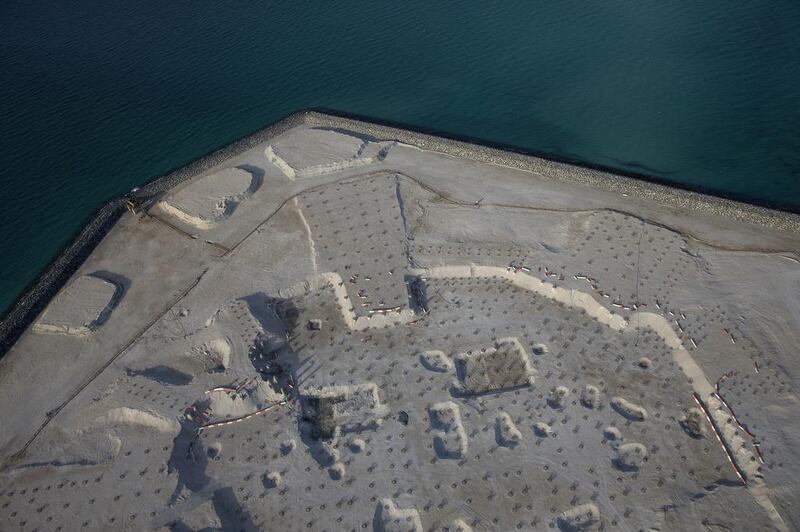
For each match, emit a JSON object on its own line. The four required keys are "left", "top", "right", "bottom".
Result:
{"left": 264, "top": 470, "right": 282, "bottom": 488}
{"left": 534, "top": 422, "right": 553, "bottom": 437}
{"left": 203, "top": 380, "right": 283, "bottom": 424}
{"left": 443, "top": 519, "right": 472, "bottom": 532}
{"left": 20, "top": 429, "right": 122, "bottom": 470}
{"left": 496, "top": 412, "right": 522, "bottom": 447}
{"left": 615, "top": 442, "right": 648, "bottom": 471}
{"left": 580, "top": 385, "right": 600, "bottom": 409}
{"left": 349, "top": 438, "right": 366, "bottom": 453}
{"left": 549, "top": 386, "right": 570, "bottom": 408}
{"left": 532, "top": 343, "right": 549, "bottom": 356}
{"left": 157, "top": 167, "right": 259, "bottom": 229}
{"left": 202, "top": 338, "right": 232, "bottom": 370}
{"left": 329, "top": 462, "right": 346, "bottom": 480}
{"left": 429, "top": 401, "right": 468, "bottom": 458}
{"left": 680, "top": 408, "right": 706, "bottom": 438}
{"left": 610, "top": 396, "right": 647, "bottom": 421}
{"left": 207, "top": 441, "right": 222, "bottom": 459}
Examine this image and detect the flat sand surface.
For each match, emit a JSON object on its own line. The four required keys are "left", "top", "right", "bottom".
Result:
{"left": 1, "top": 120, "right": 799, "bottom": 531}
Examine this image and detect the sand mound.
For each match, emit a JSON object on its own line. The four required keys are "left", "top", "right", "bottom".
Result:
{"left": 174, "top": 305, "right": 259, "bottom": 375}
{"left": 33, "top": 273, "right": 121, "bottom": 336}
{"left": 280, "top": 439, "right": 296, "bottom": 454}
{"left": 454, "top": 337, "right": 535, "bottom": 395}
{"left": 534, "top": 422, "right": 553, "bottom": 437}
{"left": 349, "top": 438, "right": 366, "bottom": 453}
{"left": 557, "top": 503, "right": 600, "bottom": 531}
{"left": 375, "top": 499, "right": 423, "bottom": 532}
{"left": 610, "top": 396, "right": 647, "bottom": 421}
{"left": 157, "top": 167, "right": 259, "bottom": 229}
{"left": 95, "top": 407, "right": 178, "bottom": 433}
{"left": 496, "top": 412, "right": 522, "bottom": 447}
{"left": 580, "top": 385, "right": 600, "bottom": 409}
{"left": 420, "top": 350, "right": 453, "bottom": 372}
{"left": 603, "top": 426, "right": 623, "bottom": 441}
{"left": 429, "top": 401, "right": 468, "bottom": 458}
{"left": 532, "top": 343, "right": 549, "bottom": 356}
{"left": 302, "top": 438, "right": 341, "bottom": 468}
{"left": 264, "top": 470, "right": 282, "bottom": 488}
{"left": 548, "top": 385, "right": 570, "bottom": 408}
{"left": 319, "top": 441, "right": 340, "bottom": 464}
{"left": 680, "top": 408, "right": 706, "bottom": 438}
{"left": 615, "top": 442, "right": 648, "bottom": 471}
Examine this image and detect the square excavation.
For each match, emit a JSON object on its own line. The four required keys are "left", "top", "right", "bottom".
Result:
{"left": 454, "top": 337, "right": 536, "bottom": 395}
{"left": 1, "top": 117, "right": 799, "bottom": 532}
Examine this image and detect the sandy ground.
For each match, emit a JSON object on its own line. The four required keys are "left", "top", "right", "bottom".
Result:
{"left": 1, "top": 123, "right": 799, "bottom": 531}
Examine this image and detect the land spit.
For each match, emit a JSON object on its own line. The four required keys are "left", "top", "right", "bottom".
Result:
{"left": 1, "top": 113, "right": 799, "bottom": 531}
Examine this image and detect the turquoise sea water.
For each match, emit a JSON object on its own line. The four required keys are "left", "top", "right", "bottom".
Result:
{"left": 1, "top": 1, "right": 799, "bottom": 316}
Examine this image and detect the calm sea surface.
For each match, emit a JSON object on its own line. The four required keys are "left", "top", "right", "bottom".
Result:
{"left": 1, "top": 1, "right": 799, "bottom": 315}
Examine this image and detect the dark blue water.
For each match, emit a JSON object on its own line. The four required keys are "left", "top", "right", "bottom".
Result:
{"left": 1, "top": 1, "right": 799, "bottom": 315}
